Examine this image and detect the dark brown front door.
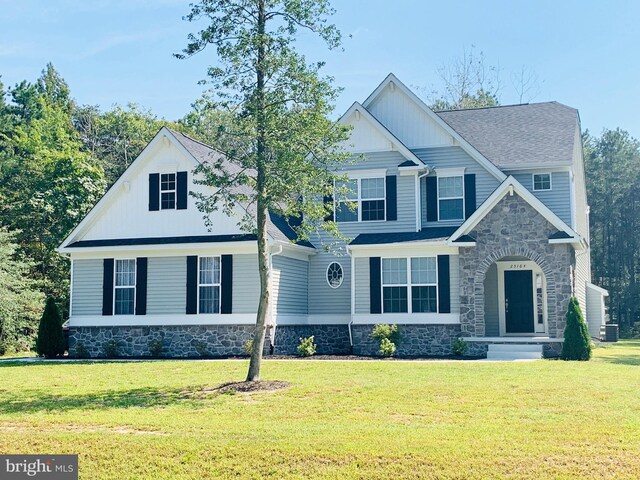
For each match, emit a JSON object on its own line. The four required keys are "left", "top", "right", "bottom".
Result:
{"left": 504, "top": 270, "right": 534, "bottom": 333}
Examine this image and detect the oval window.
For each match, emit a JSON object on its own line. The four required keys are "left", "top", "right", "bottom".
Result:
{"left": 326, "top": 262, "right": 344, "bottom": 289}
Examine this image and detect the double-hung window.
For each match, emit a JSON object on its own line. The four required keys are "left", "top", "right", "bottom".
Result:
{"left": 533, "top": 173, "right": 551, "bottom": 191}
{"left": 335, "top": 177, "right": 385, "bottom": 222}
{"left": 438, "top": 176, "right": 464, "bottom": 220}
{"left": 382, "top": 257, "right": 438, "bottom": 314}
{"left": 114, "top": 259, "right": 136, "bottom": 315}
{"left": 161, "top": 173, "right": 176, "bottom": 210}
{"left": 199, "top": 256, "right": 221, "bottom": 314}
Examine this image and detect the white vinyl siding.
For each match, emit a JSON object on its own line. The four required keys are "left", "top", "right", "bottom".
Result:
{"left": 232, "top": 254, "right": 260, "bottom": 314}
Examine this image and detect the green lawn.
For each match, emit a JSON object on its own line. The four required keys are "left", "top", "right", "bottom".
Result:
{"left": 1, "top": 342, "right": 639, "bottom": 479}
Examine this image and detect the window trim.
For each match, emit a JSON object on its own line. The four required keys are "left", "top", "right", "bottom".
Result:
{"left": 532, "top": 172, "right": 552, "bottom": 191}
{"left": 326, "top": 262, "right": 344, "bottom": 289}
{"left": 381, "top": 256, "right": 439, "bottom": 314}
{"left": 334, "top": 176, "right": 386, "bottom": 223}
{"left": 113, "top": 258, "right": 136, "bottom": 316}
{"left": 197, "top": 255, "right": 222, "bottom": 315}
{"left": 160, "top": 172, "right": 177, "bottom": 210}
{"left": 437, "top": 175, "right": 465, "bottom": 221}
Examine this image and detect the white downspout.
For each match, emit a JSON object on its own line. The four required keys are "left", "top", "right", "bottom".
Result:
{"left": 347, "top": 246, "right": 354, "bottom": 350}
{"left": 269, "top": 244, "right": 284, "bottom": 352}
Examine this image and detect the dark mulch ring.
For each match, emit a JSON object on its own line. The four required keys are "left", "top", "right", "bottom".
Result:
{"left": 184, "top": 381, "right": 291, "bottom": 398}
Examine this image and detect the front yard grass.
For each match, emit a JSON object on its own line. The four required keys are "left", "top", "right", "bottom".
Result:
{"left": 1, "top": 341, "right": 639, "bottom": 479}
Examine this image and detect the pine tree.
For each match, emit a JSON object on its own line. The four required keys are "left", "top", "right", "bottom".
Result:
{"left": 561, "top": 297, "right": 592, "bottom": 361}
{"left": 35, "top": 297, "right": 66, "bottom": 358}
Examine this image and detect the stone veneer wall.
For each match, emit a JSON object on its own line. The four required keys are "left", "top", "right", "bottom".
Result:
{"left": 69, "top": 325, "right": 267, "bottom": 358}
{"left": 273, "top": 325, "right": 351, "bottom": 355}
{"left": 458, "top": 194, "right": 574, "bottom": 339}
{"left": 351, "top": 324, "right": 463, "bottom": 357}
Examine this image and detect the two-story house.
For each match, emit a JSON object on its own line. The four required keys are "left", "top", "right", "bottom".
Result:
{"left": 59, "top": 74, "right": 608, "bottom": 359}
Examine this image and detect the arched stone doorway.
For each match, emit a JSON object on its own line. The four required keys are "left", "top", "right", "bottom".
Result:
{"left": 468, "top": 247, "right": 558, "bottom": 337}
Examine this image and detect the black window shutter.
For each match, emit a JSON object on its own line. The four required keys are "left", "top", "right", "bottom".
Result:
{"left": 369, "top": 257, "right": 382, "bottom": 314}
{"left": 323, "top": 194, "right": 334, "bottom": 222}
{"left": 464, "top": 174, "right": 476, "bottom": 219}
{"left": 149, "top": 173, "right": 160, "bottom": 211}
{"left": 135, "top": 257, "right": 147, "bottom": 315}
{"left": 437, "top": 255, "right": 451, "bottom": 313}
{"left": 385, "top": 175, "right": 397, "bottom": 221}
{"left": 426, "top": 176, "right": 438, "bottom": 222}
{"left": 177, "top": 171, "right": 188, "bottom": 210}
{"left": 186, "top": 256, "right": 198, "bottom": 314}
{"left": 102, "top": 258, "right": 114, "bottom": 316}
{"left": 221, "top": 255, "right": 233, "bottom": 314}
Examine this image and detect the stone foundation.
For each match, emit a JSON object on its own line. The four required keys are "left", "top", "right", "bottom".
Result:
{"left": 351, "top": 324, "right": 463, "bottom": 357}
{"left": 273, "top": 325, "right": 351, "bottom": 355}
{"left": 69, "top": 325, "right": 264, "bottom": 358}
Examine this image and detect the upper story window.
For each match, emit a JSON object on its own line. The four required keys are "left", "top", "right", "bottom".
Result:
{"left": 114, "top": 259, "right": 135, "bottom": 315}
{"left": 438, "top": 175, "right": 464, "bottom": 220}
{"left": 161, "top": 173, "right": 177, "bottom": 209}
{"left": 335, "top": 177, "right": 386, "bottom": 223}
{"left": 199, "top": 256, "right": 221, "bottom": 314}
{"left": 533, "top": 173, "right": 552, "bottom": 191}
{"left": 382, "top": 257, "right": 438, "bottom": 314}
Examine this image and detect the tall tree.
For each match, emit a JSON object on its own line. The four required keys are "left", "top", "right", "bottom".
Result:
{"left": 0, "top": 65, "right": 105, "bottom": 305}
{"left": 177, "top": 0, "right": 350, "bottom": 381}
{"left": 584, "top": 129, "right": 640, "bottom": 333}
{"left": 0, "top": 228, "right": 44, "bottom": 354}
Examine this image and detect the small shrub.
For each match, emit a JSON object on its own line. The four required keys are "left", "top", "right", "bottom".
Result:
{"left": 561, "top": 297, "right": 592, "bottom": 361}
{"left": 103, "top": 339, "right": 118, "bottom": 358}
{"left": 35, "top": 297, "right": 65, "bottom": 358}
{"left": 74, "top": 341, "right": 89, "bottom": 359}
{"left": 148, "top": 339, "right": 163, "bottom": 357}
{"left": 195, "top": 340, "right": 208, "bottom": 357}
{"left": 452, "top": 338, "right": 468, "bottom": 356}
{"left": 370, "top": 324, "right": 400, "bottom": 357}
{"left": 378, "top": 337, "right": 396, "bottom": 357}
{"left": 243, "top": 339, "right": 254, "bottom": 356}
{"left": 297, "top": 336, "right": 317, "bottom": 357}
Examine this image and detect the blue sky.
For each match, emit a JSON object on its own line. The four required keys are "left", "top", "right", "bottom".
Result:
{"left": 2, "top": 0, "right": 639, "bottom": 137}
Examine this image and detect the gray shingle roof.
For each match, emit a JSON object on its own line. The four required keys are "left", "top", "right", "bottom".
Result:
{"left": 350, "top": 226, "right": 460, "bottom": 246}
{"left": 169, "top": 129, "right": 313, "bottom": 248}
{"left": 436, "top": 102, "right": 579, "bottom": 168}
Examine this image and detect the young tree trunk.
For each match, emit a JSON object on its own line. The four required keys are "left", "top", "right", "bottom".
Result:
{"left": 246, "top": 0, "right": 268, "bottom": 382}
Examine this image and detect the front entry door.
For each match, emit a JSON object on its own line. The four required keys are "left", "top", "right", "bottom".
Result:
{"left": 504, "top": 270, "right": 534, "bottom": 333}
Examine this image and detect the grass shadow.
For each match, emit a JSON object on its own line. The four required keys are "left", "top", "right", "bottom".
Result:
{"left": 0, "top": 386, "right": 208, "bottom": 414}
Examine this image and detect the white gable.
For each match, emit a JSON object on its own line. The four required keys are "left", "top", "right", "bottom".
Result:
{"left": 341, "top": 106, "right": 395, "bottom": 153}
{"left": 366, "top": 83, "right": 454, "bottom": 149}
{"left": 63, "top": 130, "right": 245, "bottom": 247}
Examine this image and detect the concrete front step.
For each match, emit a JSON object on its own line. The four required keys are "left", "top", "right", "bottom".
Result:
{"left": 486, "top": 343, "right": 543, "bottom": 360}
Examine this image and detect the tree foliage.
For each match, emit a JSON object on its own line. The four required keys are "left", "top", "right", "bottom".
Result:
{"left": 74, "top": 103, "right": 175, "bottom": 185}
{"left": 0, "top": 64, "right": 106, "bottom": 305}
{"left": 36, "top": 297, "right": 66, "bottom": 358}
{"left": 0, "top": 229, "right": 44, "bottom": 355}
{"left": 178, "top": 0, "right": 350, "bottom": 380}
{"left": 561, "top": 297, "right": 592, "bottom": 361}
{"left": 584, "top": 129, "right": 640, "bottom": 334}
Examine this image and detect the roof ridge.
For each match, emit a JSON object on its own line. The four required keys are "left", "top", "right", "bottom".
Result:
{"left": 166, "top": 127, "right": 218, "bottom": 151}
{"left": 434, "top": 101, "right": 566, "bottom": 113}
